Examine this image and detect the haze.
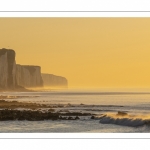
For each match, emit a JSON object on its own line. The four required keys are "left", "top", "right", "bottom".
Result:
{"left": 0, "top": 18, "right": 150, "bottom": 89}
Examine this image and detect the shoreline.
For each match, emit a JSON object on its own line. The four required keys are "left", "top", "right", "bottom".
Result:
{"left": 0, "top": 99, "right": 93, "bottom": 121}
{"left": 0, "top": 93, "right": 150, "bottom": 128}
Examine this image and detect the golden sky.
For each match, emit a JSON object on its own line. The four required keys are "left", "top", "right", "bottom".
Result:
{"left": 0, "top": 18, "right": 150, "bottom": 88}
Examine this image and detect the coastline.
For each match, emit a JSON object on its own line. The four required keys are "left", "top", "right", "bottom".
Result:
{"left": 0, "top": 99, "right": 93, "bottom": 121}
{"left": 0, "top": 91, "right": 150, "bottom": 129}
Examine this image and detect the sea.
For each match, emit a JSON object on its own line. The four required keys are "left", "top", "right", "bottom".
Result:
{"left": 1, "top": 89, "right": 150, "bottom": 133}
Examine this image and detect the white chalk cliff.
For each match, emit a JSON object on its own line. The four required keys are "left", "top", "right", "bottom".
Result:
{"left": 16, "top": 65, "right": 43, "bottom": 88}
{"left": 0, "top": 48, "right": 68, "bottom": 90}
{"left": 42, "top": 73, "right": 68, "bottom": 88}
{"left": 0, "top": 49, "right": 17, "bottom": 88}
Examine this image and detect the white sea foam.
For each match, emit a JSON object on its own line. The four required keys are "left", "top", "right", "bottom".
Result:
{"left": 99, "top": 113, "right": 150, "bottom": 127}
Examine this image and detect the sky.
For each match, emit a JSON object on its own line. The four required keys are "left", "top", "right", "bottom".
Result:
{"left": 0, "top": 18, "right": 150, "bottom": 88}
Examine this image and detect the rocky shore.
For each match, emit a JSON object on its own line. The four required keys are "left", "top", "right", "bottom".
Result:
{"left": 0, "top": 109, "right": 94, "bottom": 121}
{"left": 0, "top": 99, "right": 94, "bottom": 121}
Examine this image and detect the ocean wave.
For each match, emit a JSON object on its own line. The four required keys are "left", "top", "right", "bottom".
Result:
{"left": 99, "top": 112, "right": 150, "bottom": 127}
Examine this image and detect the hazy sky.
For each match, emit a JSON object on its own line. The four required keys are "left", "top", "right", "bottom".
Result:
{"left": 0, "top": 18, "right": 150, "bottom": 88}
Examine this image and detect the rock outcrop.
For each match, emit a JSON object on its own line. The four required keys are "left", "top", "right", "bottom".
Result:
{"left": 0, "top": 48, "right": 17, "bottom": 89}
{"left": 42, "top": 73, "right": 68, "bottom": 88}
{"left": 16, "top": 64, "right": 43, "bottom": 88}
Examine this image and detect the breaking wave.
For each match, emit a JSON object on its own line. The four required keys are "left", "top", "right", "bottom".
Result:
{"left": 99, "top": 112, "right": 150, "bottom": 127}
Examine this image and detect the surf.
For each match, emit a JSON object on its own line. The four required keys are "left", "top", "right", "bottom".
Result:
{"left": 99, "top": 112, "right": 150, "bottom": 127}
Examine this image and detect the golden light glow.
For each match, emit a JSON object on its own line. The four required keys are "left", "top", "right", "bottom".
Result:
{"left": 0, "top": 18, "right": 150, "bottom": 88}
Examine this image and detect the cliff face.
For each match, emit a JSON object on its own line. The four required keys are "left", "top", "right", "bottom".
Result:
{"left": 0, "top": 49, "right": 17, "bottom": 88}
{"left": 16, "top": 64, "right": 43, "bottom": 88}
{"left": 42, "top": 73, "right": 68, "bottom": 88}
{"left": 0, "top": 48, "right": 67, "bottom": 90}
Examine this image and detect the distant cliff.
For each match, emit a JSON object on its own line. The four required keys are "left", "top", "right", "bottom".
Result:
{"left": 0, "top": 48, "right": 68, "bottom": 90}
{"left": 0, "top": 48, "right": 17, "bottom": 89}
{"left": 16, "top": 64, "right": 43, "bottom": 88}
{"left": 42, "top": 73, "right": 68, "bottom": 88}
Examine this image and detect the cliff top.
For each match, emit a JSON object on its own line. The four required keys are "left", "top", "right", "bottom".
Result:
{"left": 0, "top": 48, "right": 15, "bottom": 52}
{"left": 0, "top": 48, "right": 15, "bottom": 57}
{"left": 42, "top": 73, "right": 67, "bottom": 80}
{"left": 17, "top": 64, "right": 41, "bottom": 68}
{"left": 16, "top": 64, "right": 42, "bottom": 76}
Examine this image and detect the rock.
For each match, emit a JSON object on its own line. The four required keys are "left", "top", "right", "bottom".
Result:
{"left": 0, "top": 109, "right": 89, "bottom": 121}
{"left": 67, "top": 117, "right": 73, "bottom": 120}
{"left": 18, "top": 116, "right": 25, "bottom": 121}
{"left": 117, "top": 111, "right": 128, "bottom": 116}
{"left": 60, "top": 112, "right": 91, "bottom": 116}
{"left": 0, "top": 109, "right": 60, "bottom": 121}
{"left": 48, "top": 109, "right": 55, "bottom": 112}
{"left": 51, "top": 115, "right": 59, "bottom": 120}
{"left": 61, "top": 117, "right": 67, "bottom": 120}
{"left": 0, "top": 99, "right": 6, "bottom": 102}
{"left": 91, "top": 116, "right": 95, "bottom": 119}
{"left": 75, "top": 116, "right": 80, "bottom": 120}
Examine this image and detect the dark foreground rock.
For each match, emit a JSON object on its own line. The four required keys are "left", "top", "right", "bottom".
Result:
{"left": 59, "top": 116, "right": 80, "bottom": 120}
{"left": 0, "top": 109, "right": 85, "bottom": 121}
{"left": 0, "top": 109, "right": 59, "bottom": 121}
{"left": 91, "top": 116, "right": 95, "bottom": 119}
